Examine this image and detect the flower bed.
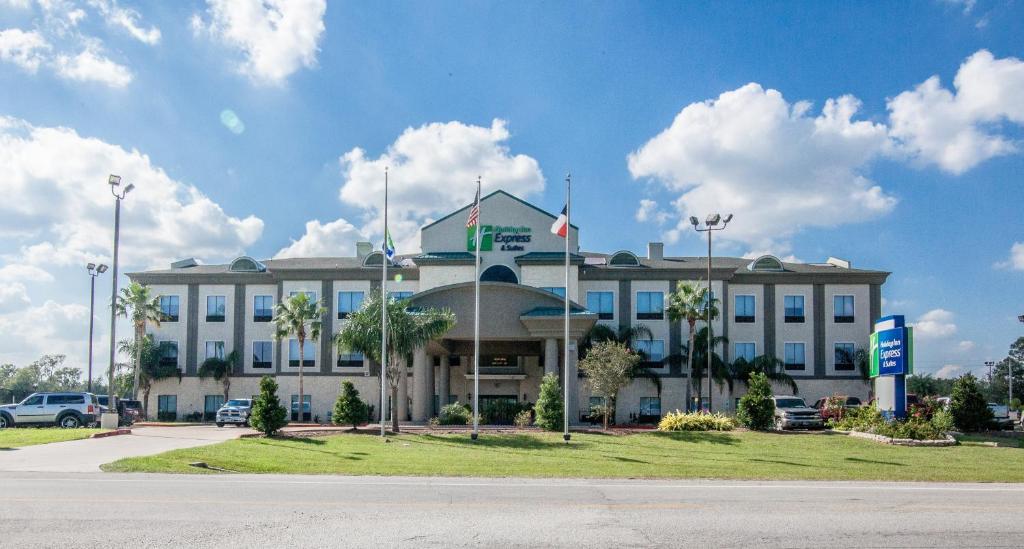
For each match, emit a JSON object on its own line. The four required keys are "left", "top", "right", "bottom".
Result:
{"left": 657, "top": 411, "right": 736, "bottom": 432}
{"left": 829, "top": 403, "right": 956, "bottom": 445}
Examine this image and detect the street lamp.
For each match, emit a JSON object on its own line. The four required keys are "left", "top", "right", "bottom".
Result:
{"left": 690, "top": 213, "right": 732, "bottom": 413}
{"left": 86, "top": 263, "right": 108, "bottom": 393}
{"left": 105, "top": 174, "right": 133, "bottom": 425}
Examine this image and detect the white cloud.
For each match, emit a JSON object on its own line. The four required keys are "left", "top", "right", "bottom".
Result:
{"left": 635, "top": 199, "right": 670, "bottom": 225}
{"left": 957, "top": 340, "right": 976, "bottom": 352}
{"left": 87, "top": 0, "right": 161, "bottom": 45}
{"left": 275, "top": 218, "right": 366, "bottom": 259}
{"left": 888, "top": 50, "right": 1024, "bottom": 174}
{"left": 192, "top": 0, "right": 327, "bottom": 85}
{"left": 55, "top": 44, "right": 132, "bottom": 87}
{"left": 0, "top": 263, "right": 53, "bottom": 283}
{"left": 0, "top": 115, "right": 264, "bottom": 271}
{"left": 912, "top": 308, "right": 958, "bottom": 339}
{"left": 996, "top": 242, "right": 1024, "bottom": 271}
{"left": 0, "top": 28, "right": 51, "bottom": 72}
{"left": 628, "top": 84, "right": 896, "bottom": 251}
{"left": 0, "top": 282, "right": 31, "bottom": 313}
{"left": 338, "top": 119, "right": 545, "bottom": 252}
{"left": 935, "top": 364, "right": 965, "bottom": 379}
{"left": 0, "top": 300, "right": 91, "bottom": 364}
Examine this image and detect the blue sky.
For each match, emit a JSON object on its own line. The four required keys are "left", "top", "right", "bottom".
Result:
{"left": 0, "top": 0, "right": 1021, "bottom": 378}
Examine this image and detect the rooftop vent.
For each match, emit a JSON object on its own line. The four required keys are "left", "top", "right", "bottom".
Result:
{"left": 171, "top": 258, "right": 198, "bottom": 269}
{"left": 826, "top": 257, "right": 851, "bottom": 269}
{"left": 648, "top": 242, "right": 664, "bottom": 261}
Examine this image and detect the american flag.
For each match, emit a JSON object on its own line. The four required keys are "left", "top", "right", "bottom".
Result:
{"left": 466, "top": 188, "right": 480, "bottom": 227}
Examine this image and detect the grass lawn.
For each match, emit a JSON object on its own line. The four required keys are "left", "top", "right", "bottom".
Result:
{"left": 0, "top": 428, "right": 106, "bottom": 449}
{"left": 103, "top": 430, "right": 1024, "bottom": 481}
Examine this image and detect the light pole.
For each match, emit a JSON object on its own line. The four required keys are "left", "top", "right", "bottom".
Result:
{"left": 105, "top": 174, "right": 133, "bottom": 424}
{"left": 86, "top": 263, "right": 108, "bottom": 393}
{"left": 985, "top": 361, "right": 995, "bottom": 385}
{"left": 690, "top": 213, "right": 732, "bottom": 413}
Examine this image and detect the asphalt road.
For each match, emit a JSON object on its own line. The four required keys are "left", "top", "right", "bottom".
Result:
{"left": 1, "top": 473, "right": 1022, "bottom": 548}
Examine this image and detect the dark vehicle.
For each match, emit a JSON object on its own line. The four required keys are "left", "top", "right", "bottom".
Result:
{"left": 988, "top": 404, "right": 1014, "bottom": 431}
{"left": 772, "top": 396, "right": 824, "bottom": 430}
{"left": 97, "top": 396, "right": 143, "bottom": 426}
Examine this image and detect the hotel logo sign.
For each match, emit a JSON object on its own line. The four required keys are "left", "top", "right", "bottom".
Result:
{"left": 467, "top": 225, "right": 532, "bottom": 252}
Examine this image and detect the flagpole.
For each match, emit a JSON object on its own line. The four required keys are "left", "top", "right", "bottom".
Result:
{"left": 380, "top": 167, "right": 388, "bottom": 437}
{"left": 472, "top": 176, "right": 482, "bottom": 441}
{"left": 563, "top": 172, "right": 571, "bottom": 443}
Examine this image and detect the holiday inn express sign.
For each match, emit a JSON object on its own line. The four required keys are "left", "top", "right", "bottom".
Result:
{"left": 869, "top": 322, "right": 914, "bottom": 377}
{"left": 467, "top": 225, "right": 533, "bottom": 252}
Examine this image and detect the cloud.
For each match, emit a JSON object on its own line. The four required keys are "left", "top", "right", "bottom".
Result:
{"left": 0, "top": 115, "right": 264, "bottom": 271}
{"left": 0, "top": 300, "right": 91, "bottom": 364}
{"left": 192, "top": 0, "right": 327, "bottom": 85}
{"left": 888, "top": 50, "right": 1024, "bottom": 174}
{"left": 957, "top": 340, "right": 976, "bottom": 352}
{"left": 0, "top": 282, "right": 31, "bottom": 313}
{"left": 935, "top": 364, "right": 965, "bottom": 379}
{"left": 0, "top": 28, "right": 51, "bottom": 72}
{"left": 635, "top": 199, "right": 669, "bottom": 225}
{"left": 995, "top": 242, "right": 1024, "bottom": 271}
{"left": 0, "top": 263, "right": 54, "bottom": 283}
{"left": 275, "top": 218, "right": 366, "bottom": 259}
{"left": 628, "top": 84, "right": 896, "bottom": 251}
{"left": 87, "top": 0, "right": 161, "bottom": 45}
{"left": 55, "top": 44, "right": 132, "bottom": 87}
{"left": 338, "top": 119, "right": 545, "bottom": 252}
{"left": 912, "top": 308, "right": 958, "bottom": 339}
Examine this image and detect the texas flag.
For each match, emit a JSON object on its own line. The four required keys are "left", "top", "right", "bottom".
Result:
{"left": 550, "top": 205, "right": 568, "bottom": 238}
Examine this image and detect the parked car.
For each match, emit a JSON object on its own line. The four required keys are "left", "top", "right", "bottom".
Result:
{"left": 215, "top": 399, "right": 253, "bottom": 427}
{"left": 772, "top": 396, "right": 824, "bottom": 430}
{"left": 811, "top": 396, "right": 863, "bottom": 421}
{"left": 0, "top": 392, "right": 99, "bottom": 428}
{"left": 988, "top": 403, "right": 1014, "bottom": 430}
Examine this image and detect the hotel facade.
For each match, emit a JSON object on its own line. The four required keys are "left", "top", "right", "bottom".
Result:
{"left": 129, "top": 191, "right": 889, "bottom": 424}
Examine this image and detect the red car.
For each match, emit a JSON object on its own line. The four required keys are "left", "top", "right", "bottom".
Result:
{"left": 812, "top": 396, "right": 863, "bottom": 421}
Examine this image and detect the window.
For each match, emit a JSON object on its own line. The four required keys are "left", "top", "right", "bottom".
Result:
{"left": 204, "top": 395, "right": 224, "bottom": 421}
{"left": 205, "top": 341, "right": 225, "bottom": 360}
{"left": 338, "top": 351, "right": 364, "bottom": 367}
{"left": 47, "top": 394, "right": 84, "bottom": 405}
{"left": 639, "top": 397, "right": 661, "bottom": 417}
{"left": 253, "top": 295, "right": 273, "bottom": 322}
{"left": 206, "top": 295, "right": 226, "bottom": 322}
{"left": 252, "top": 341, "right": 273, "bottom": 368}
{"left": 388, "top": 291, "right": 413, "bottom": 301}
{"left": 158, "top": 295, "right": 179, "bottom": 322}
{"left": 540, "top": 287, "right": 566, "bottom": 298}
{"left": 834, "top": 295, "right": 855, "bottom": 323}
{"left": 734, "top": 342, "right": 756, "bottom": 363}
{"left": 22, "top": 394, "right": 43, "bottom": 406}
{"left": 289, "top": 291, "right": 317, "bottom": 302}
{"left": 337, "top": 291, "right": 364, "bottom": 319}
{"left": 290, "top": 394, "right": 311, "bottom": 422}
{"left": 589, "top": 396, "right": 606, "bottom": 409}
{"left": 587, "top": 291, "right": 614, "bottom": 320}
{"left": 158, "top": 341, "right": 178, "bottom": 367}
{"left": 157, "top": 395, "right": 177, "bottom": 421}
{"left": 784, "top": 295, "right": 805, "bottom": 323}
{"left": 633, "top": 339, "right": 665, "bottom": 363}
{"left": 636, "top": 291, "right": 664, "bottom": 320}
{"left": 835, "top": 343, "right": 856, "bottom": 371}
{"left": 734, "top": 295, "right": 755, "bottom": 323}
{"left": 288, "top": 339, "right": 315, "bottom": 367}
{"left": 784, "top": 342, "right": 805, "bottom": 371}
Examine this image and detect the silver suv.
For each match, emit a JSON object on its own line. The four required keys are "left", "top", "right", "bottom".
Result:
{"left": 215, "top": 399, "right": 253, "bottom": 427}
{"left": 0, "top": 392, "right": 100, "bottom": 428}
{"left": 772, "top": 395, "right": 823, "bottom": 430}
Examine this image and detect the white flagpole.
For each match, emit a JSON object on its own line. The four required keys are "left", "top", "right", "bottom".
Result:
{"left": 563, "top": 172, "right": 571, "bottom": 443}
{"left": 380, "top": 168, "right": 388, "bottom": 437}
{"left": 472, "top": 176, "right": 482, "bottom": 440}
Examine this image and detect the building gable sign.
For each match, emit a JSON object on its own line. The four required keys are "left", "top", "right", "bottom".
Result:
{"left": 869, "top": 318, "right": 914, "bottom": 377}
{"left": 466, "top": 225, "right": 533, "bottom": 252}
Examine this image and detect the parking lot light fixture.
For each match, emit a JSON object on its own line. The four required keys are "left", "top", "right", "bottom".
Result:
{"left": 105, "top": 174, "right": 132, "bottom": 424}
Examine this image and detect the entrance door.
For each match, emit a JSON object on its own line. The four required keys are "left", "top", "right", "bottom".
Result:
{"left": 479, "top": 395, "right": 520, "bottom": 425}
{"left": 204, "top": 395, "right": 224, "bottom": 421}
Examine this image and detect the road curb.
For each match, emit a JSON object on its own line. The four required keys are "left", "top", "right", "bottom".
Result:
{"left": 91, "top": 429, "right": 132, "bottom": 439}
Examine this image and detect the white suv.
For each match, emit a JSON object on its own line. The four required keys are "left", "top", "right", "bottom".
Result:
{"left": 0, "top": 392, "right": 100, "bottom": 428}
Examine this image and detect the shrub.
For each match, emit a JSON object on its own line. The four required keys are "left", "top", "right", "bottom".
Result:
{"left": 832, "top": 403, "right": 954, "bottom": 440}
{"left": 514, "top": 409, "right": 533, "bottom": 428}
{"left": 950, "top": 374, "right": 993, "bottom": 431}
{"left": 657, "top": 411, "right": 736, "bottom": 431}
{"left": 534, "top": 373, "right": 563, "bottom": 431}
{"left": 737, "top": 372, "right": 774, "bottom": 431}
{"left": 331, "top": 380, "right": 368, "bottom": 429}
{"left": 909, "top": 395, "right": 941, "bottom": 421}
{"left": 822, "top": 394, "right": 848, "bottom": 422}
{"left": 931, "top": 409, "right": 955, "bottom": 433}
{"left": 250, "top": 375, "right": 288, "bottom": 436}
{"left": 436, "top": 402, "right": 471, "bottom": 425}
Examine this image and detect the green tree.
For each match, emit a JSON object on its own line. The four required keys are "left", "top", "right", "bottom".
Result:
{"left": 534, "top": 372, "right": 563, "bottom": 431}
{"left": 578, "top": 340, "right": 641, "bottom": 429}
{"left": 668, "top": 281, "right": 718, "bottom": 410}
{"left": 683, "top": 326, "right": 729, "bottom": 405}
{"left": 198, "top": 350, "right": 240, "bottom": 404}
{"left": 730, "top": 354, "right": 798, "bottom": 395}
{"left": 737, "top": 372, "right": 775, "bottom": 431}
{"left": 334, "top": 292, "right": 455, "bottom": 433}
{"left": 581, "top": 323, "right": 661, "bottom": 395}
{"left": 117, "top": 335, "right": 181, "bottom": 417}
{"left": 950, "top": 373, "right": 993, "bottom": 432}
{"left": 332, "top": 380, "right": 368, "bottom": 430}
{"left": 906, "top": 373, "right": 956, "bottom": 397}
{"left": 272, "top": 292, "right": 326, "bottom": 423}
{"left": 250, "top": 375, "right": 288, "bottom": 436}
{"left": 984, "top": 338, "right": 1024, "bottom": 404}
{"left": 114, "top": 281, "right": 163, "bottom": 399}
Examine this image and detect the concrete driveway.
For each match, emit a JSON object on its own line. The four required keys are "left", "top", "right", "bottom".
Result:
{"left": 0, "top": 425, "right": 252, "bottom": 472}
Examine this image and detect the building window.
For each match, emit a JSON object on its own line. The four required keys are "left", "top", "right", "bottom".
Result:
{"left": 734, "top": 295, "right": 755, "bottom": 323}
{"left": 337, "top": 351, "right": 364, "bottom": 367}
{"left": 289, "top": 291, "right": 317, "bottom": 302}
{"left": 636, "top": 291, "right": 664, "bottom": 320}
{"left": 388, "top": 291, "right": 413, "bottom": 301}
{"left": 290, "top": 394, "right": 311, "bottom": 422}
{"left": 206, "top": 295, "right": 226, "bottom": 322}
{"left": 205, "top": 341, "right": 225, "bottom": 360}
{"left": 540, "top": 287, "right": 566, "bottom": 298}
{"left": 157, "top": 394, "right": 177, "bottom": 421}
{"left": 204, "top": 395, "right": 224, "bottom": 421}
{"left": 784, "top": 342, "right": 805, "bottom": 371}
{"left": 784, "top": 295, "right": 805, "bottom": 323}
{"left": 157, "top": 341, "right": 178, "bottom": 367}
{"left": 834, "top": 295, "right": 855, "bottom": 323}
{"left": 735, "top": 342, "right": 756, "bottom": 363}
{"left": 337, "top": 291, "right": 364, "bottom": 319}
{"left": 835, "top": 342, "right": 856, "bottom": 371}
{"left": 158, "top": 295, "right": 179, "bottom": 322}
{"left": 252, "top": 341, "right": 273, "bottom": 369}
{"left": 253, "top": 295, "right": 273, "bottom": 322}
{"left": 288, "top": 339, "right": 315, "bottom": 367}
{"left": 633, "top": 339, "right": 665, "bottom": 364}
{"left": 639, "top": 397, "right": 661, "bottom": 418}
{"left": 587, "top": 291, "right": 614, "bottom": 320}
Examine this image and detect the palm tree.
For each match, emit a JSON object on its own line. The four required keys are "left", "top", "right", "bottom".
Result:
{"left": 116, "top": 335, "right": 181, "bottom": 417}
{"left": 581, "top": 323, "right": 661, "bottom": 395}
{"left": 667, "top": 281, "right": 718, "bottom": 411}
{"left": 335, "top": 292, "right": 454, "bottom": 433}
{"left": 115, "top": 282, "right": 163, "bottom": 400}
{"left": 272, "top": 293, "right": 326, "bottom": 423}
{"left": 199, "top": 350, "right": 240, "bottom": 404}
{"left": 731, "top": 354, "right": 799, "bottom": 395}
{"left": 836, "top": 346, "right": 872, "bottom": 381}
{"left": 682, "top": 325, "right": 729, "bottom": 405}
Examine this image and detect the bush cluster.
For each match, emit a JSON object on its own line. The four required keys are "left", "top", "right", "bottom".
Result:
{"left": 657, "top": 411, "right": 736, "bottom": 432}
{"left": 436, "top": 402, "right": 471, "bottom": 425}
{"left": 534, "top": 373, "right": 563, "bottom": 431}
{"left": 513, "top": 409, "right": 533, "bottom": 428}
{"left": 830, "top": 405, "right": 952, "bottom": 441}
{"left": 332, "top": 381, "right": 368, "bottom": 429}
{"left": 736, "top": 372, "right": 774, "bottom": 431}
{"left": 949, "top": 374, "right": 993, "bottom": 431}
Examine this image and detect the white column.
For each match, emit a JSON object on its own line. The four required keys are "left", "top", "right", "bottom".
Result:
{"left": 397, "top": 357, "right": 409, "bottom": 422}
{"left": 567, "top": 339, "right": 580, "bottom": 425}
{"left": 544, "top": 337, "right": 558, "bottom": 377}
{"left": 412, "top": 348, "right": 429, "bottom": 422}
{"left": 438, "top": 355, "right": 450, "bottom": 410}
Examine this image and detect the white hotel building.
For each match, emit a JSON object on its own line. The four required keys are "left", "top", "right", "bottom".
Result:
{"left": 129, "top": 191, "right": 889, "bottom": 424}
